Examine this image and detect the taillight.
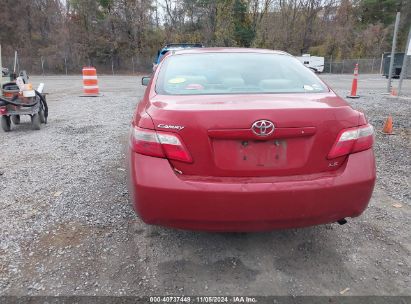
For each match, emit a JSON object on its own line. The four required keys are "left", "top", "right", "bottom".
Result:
{"left": 131, "top": 127, "right": 164, "bottom": 158}
{"left": 328, "top": 124, "right": 374, "bottom": 159}
{"left": 130, "top": 126, "right": 192, "bottom": 163}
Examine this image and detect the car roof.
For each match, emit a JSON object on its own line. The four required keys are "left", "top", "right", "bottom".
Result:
{"left": 164, "top": 43, "right": 203, "bottom": 48}
{"left": 169, "top": 47, "right": 291, "bottom": 56}
{"left": 161, "top": 46, "right": 186, "bottom": 53}
{"left": 160, "top": 44, "right": 203, "bottom": 52}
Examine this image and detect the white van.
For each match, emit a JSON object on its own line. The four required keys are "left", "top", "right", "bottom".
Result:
{"left": 296, "top": 54, "right": 325, "bottom": 73}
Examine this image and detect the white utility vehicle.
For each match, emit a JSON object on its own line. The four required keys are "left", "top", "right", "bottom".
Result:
{"left": 296, "top": 54, "right": 325, "bottom": 73}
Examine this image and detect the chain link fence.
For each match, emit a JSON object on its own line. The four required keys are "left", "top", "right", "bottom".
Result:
{"left": 2, "top": 54, "right": 409, "bottom": 76}
{"left": 1, "top": 54, "right": 154, "bottom": 75}
{"left": 324, "top": 58, "right": 383, "bottom": 74}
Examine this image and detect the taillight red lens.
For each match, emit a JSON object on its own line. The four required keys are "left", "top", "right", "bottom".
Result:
{"left": 156, "top": 133, "right": 193, "bottom": 162}
{"left": 328, "top": 124, "right": 374, "bottom": 159}
{"left": 131, "top": 127, "right": 164, "bottom": 158}
{"left": 130, "top": 126, "right": 192, "bottom": 163}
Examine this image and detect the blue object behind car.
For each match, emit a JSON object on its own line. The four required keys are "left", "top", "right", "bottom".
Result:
{"left": 154, "top": 43, "right": 204, "bottom": 65}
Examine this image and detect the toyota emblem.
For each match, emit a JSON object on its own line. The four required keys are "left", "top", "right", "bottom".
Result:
{"left": 251, "top": 120, "right": 275, "bottom": 136}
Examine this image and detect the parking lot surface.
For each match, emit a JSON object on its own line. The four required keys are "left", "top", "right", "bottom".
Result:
{"left": 0, "top": 75, "right": 410, "bottom": 296}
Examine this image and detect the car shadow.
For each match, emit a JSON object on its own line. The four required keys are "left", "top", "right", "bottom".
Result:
{"left": 129, "top": 220, "right": 351, "bottom": 294}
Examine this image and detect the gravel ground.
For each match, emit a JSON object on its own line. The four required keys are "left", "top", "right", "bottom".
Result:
{"left": 0, "top": 75, "right": 410, "bottom": 297}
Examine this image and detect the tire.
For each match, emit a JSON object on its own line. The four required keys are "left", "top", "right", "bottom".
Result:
{"left": 39, "top": 94, "right": 47, "bottom": 124}
{"left": 39, "top": 110, "right": 46, "bottom": 124}
{"left": 1, "top": 116, "right": 11, "bottom": 132}
{"left": 31, "top": 114, "right": 41, "bottom": 130}
{"left": 11, "top": 115, "right": 20, "bottom": 125}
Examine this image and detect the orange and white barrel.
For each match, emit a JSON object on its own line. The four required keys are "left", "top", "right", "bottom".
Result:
{"left": 82, "top": 67, "right": 100, "bottom": 96}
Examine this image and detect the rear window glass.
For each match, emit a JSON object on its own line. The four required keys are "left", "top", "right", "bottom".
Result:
{"left": 155, "top": 53, "right": 327, "bottom": 95}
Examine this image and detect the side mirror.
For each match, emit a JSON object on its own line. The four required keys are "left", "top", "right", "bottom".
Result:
{"left": 141, "top": 76, "right": 151, "bottom": 86}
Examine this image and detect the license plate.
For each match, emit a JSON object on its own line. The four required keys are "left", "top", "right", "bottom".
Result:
{"left": 212, "top": 139, "right": 288, "bottom": 170}
{"left": 238, "top": 139, "right": 287, "bottom": 167}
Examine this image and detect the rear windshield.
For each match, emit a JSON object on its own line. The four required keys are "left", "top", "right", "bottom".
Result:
{"left": 155, "top": 53, "right": 327, "bottom": 95}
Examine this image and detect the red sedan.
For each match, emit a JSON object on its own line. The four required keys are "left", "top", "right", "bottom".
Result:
{"left": 127, "top": 48, "right": 376, "bottom": 232}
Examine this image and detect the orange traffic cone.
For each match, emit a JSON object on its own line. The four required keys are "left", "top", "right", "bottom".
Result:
{"left": 347, "top": 64, "right": 360, "bottom": 98}
{"left": 381, "top": 116, "right": 394, "bottom": 135}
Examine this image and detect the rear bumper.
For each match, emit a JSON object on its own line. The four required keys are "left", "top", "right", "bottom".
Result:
{"left": 127, "top": 150, "right": 376, "bottom": 232}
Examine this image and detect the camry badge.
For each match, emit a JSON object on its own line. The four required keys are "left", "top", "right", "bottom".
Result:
{"left": 157, "top": 124, "right": 185, "bottom": 131}
{"left": 251, "top": 120, "right": 275, "bottom": 136}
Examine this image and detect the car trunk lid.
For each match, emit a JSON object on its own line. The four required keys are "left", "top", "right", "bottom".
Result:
{"left": 146, "top": 93, "right": 360, "bottom": 177}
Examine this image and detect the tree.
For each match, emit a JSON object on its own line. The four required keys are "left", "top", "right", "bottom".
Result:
{"left": 1, "top": 0, "right": 410, "bottom": 73}
{"left": 232, "top": 0, "right": 255, "bottom": 47}
{"left": 359, "top": 0, "right": 402, "bottom": 26}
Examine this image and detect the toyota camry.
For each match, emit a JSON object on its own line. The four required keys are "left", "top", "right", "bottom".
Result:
{"left": 127, "top": 48, "right": 376, "bottom": 232}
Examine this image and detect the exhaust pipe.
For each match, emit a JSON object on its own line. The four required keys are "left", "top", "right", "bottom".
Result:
{"left": 337, "top": 218, "right": 347, "bottom": 225}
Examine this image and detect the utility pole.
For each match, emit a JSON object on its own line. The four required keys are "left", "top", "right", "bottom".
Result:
{"left": 387, "top": 12, "right": 400, "bottom": 93}
{"left": 0, "top": 44, "right": 2, "bottom": 70}
{"left": 0, "top": 44, "right": 2, "bottom": 86}
{"left": 398, "top": 26, "right": 411, "bottom": 97}
{"left": 13, "top": 50, "right": 17, "bottom": 73}
{"left": 379, "top": 53, "right": 384, "bottom": 75}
